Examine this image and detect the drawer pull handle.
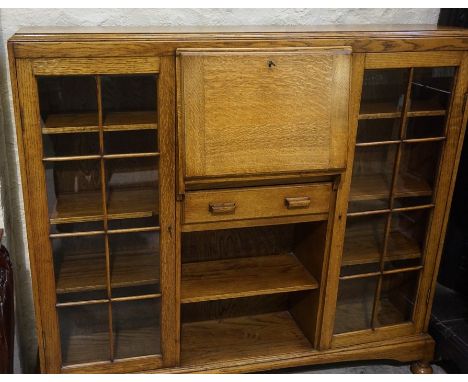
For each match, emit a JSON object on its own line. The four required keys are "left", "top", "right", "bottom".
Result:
{"left": 209, "top": 202, "right": 236, "bottom": 215}
{"left": 285, "top": 197, "right": 311, "bottom": 209}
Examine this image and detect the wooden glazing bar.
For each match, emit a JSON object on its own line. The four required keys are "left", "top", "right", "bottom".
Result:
{"left": 110, "top": 293, "right": 162, "bottom": 303}
{"left": 42, "top": 155, "right": 101, "bottom": 162}
{"left": 49, "top": 230, "right": 105, "bottom": 238}
{"left": 102, "top": 152, "right": 160, "bottom": 160}
{"left": 392, "top": 204, "right": 435, "bottom": 213}
{"left": 42, "top": 126, "right": 100, "bottom": 135}
{"left": 106, "top": 226, "right": 161, "bottom": 235}
{"left": 339, "top": 271, "right": 381, "bottom": 281}
{"left": 56, "top": 299, "right": 109, "bottom": 308}
{"left": 402, "top": 137, "right": 446, "bottom": 144}
{"left": 371, "top": 68, "right": 414, "bottom": 329}
{"left": 358, "top": 112, "right": 402, "bottom": 120}
{"left": 355, "top": 140, "right": 400, "bottom": 147}
{"left": 347, "top": 209, "right": 391, "bottom": 218}
{"left": 406, "top": 110, "right": 446, "bottom": 118}
{"left": 382, "top": 265, "right": 423, "bottom": 275}
{"left": 96, "top": 75, "right": 114, "bottom": 362}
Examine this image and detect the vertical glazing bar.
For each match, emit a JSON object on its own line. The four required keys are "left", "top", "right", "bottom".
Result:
{"left": 371, "top": 68, "right": 415, "bottom": 329}
{"left": 96, "top": 75, "right": 114, "bottom": 361}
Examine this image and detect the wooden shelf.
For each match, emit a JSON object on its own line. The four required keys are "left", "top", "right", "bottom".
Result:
{"left": 350, "top": 173, "right": 432, "bottom": 202}
{"left": 181, "top": 254, "right": 318, "bottom": 303}
{"left": 41, "top": 111, "right": 157, "bottom": 134}
{"left": 181, "top": 311, "right": 313, "bottom": 366}
{"left": 56, "top": 251, "right": 159, "bottom": 294}
{"left": 343, "top": 230, "right": 421, "bottom": 267}
{"left": 42, "top": 113, "right": 99, "bottom": 134}
{"left": 408, "top": 99, "right": 447, "bottom": 117}
{"left": 49, "top": 186, "right": 158, "bottom": 224}
{"left": 61, "top": 319, "right": 160, "bottom": 366}
{"left": 358, "top": 102, "right": 402, "bottom": 120}
{"left": 103, "top": 111, "right": 157, "bottom": 131}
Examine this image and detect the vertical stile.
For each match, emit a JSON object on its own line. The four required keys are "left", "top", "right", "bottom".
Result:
{"left": 370, "top": 68, "right": 415, "bottom": 329}
{"left": 96, "top": 75, "right": 115, "bottom": 361}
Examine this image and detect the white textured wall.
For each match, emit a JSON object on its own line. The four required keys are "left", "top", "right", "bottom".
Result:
{"left": 0, "top": 8, "right": 440, "bottom": 373}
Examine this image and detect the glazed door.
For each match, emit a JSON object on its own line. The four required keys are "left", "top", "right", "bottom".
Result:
{"left": 324, "top": 52, "right": 468, "bottom": 348}
{"left": 15, "top": 57, "right": 176, "bottom": 372}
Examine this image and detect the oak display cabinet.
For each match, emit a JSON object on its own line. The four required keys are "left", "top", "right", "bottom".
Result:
{"left": 8, "top": 26, "right": 468, "bottom": 373}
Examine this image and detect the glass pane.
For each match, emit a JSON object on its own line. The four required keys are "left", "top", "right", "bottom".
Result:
{"left": 45, "top": 160, "right": 102, "bottom": 223}
{"left": 396, "top": 141, "right": 441, "bottom": 200}
{"left": 59, "top": 303, "right": 109, "bottom": 366}
{"left": 101, "top": 75, "right": 157, "bottom": 130}
{"left": 37, "top": 76, "right": 98, "bottom": 132}
{"left": 360, "top": 69, "right": 409, "bottom": 116}
{"left": 356, "top": 119, "right": 401, "bottom": 144}
{"left": 53, "top": 234, "right": 107, "bottom": 302}
{"left": 349, "top": 145, "right": 397, "bottom": 212}
{"left": 109, "top": 231, "right": 160, "bottom": 297}
{"left": 104, "top": 130, "right": 158, "bottom": 155}
{"left": 43, "top": 133, "right": 100, "bottom": 158}
{"left": 375, "top": 271, "right": 419, "bottom": 327}
{"left": 385, "top": 209, "right": 430, "bottom": 270}
{"left": 105, "top": 157, "right": 159, "bottom": 219}
{"left": 334, "top": 277, "right": 378, "bottom": 334}
{"left": 410, "top": 67, "right": 456, "bottom": 112}
{"left": 405, "top": 116, "right": 446, "bottom": 140}
{"left": 113, "top": 298, "right": 161, "bottom": 359}
{"left": 341, "top": 214, "right": 387, "bottom": 276}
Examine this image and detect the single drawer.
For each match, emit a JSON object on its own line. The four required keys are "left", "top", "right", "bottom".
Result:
{"left": 183, "top": 183, "right": 332, "bottom": 226}
{"left": 177, "top": 47, "right": 351, "bottom": 180}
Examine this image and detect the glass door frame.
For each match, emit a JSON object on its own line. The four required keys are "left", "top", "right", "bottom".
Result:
{"left": 320, "top": 51, "right": 468, "bottom": 350}
{"left": 14, "top": 56, "right": 176, "bottom": 373}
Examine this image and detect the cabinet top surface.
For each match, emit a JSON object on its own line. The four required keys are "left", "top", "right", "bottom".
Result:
{"left": 10, "top": 24, "right": 468, "bottom": 41}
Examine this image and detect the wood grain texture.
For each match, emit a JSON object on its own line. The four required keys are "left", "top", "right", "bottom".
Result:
{"left": 32, "top": 57, "right": 160, "bottom": 75}
{"left": 178, "top": 48, "right": 351, "bottom": 179}
{"left": 181, "top": 254, "right": 318, "bottom": 303}
{"left": 183, "top": 183, "right": 332, "bottom": 226}
{"left": 181, "top": 311, "right": 313, "bottom": 366}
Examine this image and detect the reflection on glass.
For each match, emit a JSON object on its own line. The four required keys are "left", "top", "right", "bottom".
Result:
{"left": 52, "top": 234, "right": 107, "bottom": 300}
{"left": 59, "top": 303, "right": 109, "bottom": 366}
{"left": 396, "top": 141, "right": 441, "bottom": 200}
{"left": 375, "top": 271, "right": 419, "bottom": 327}
{"left": 113, "top": 298, "right": 161, "bottom": 359}
{"left": 356, "top": 119, "right": 401, "bottom": 143}
{"left": 334, "top": 277, "right": 378, "bottom": 334}
{"left": 109, "top": 231, "right": 160, "bottom": 297}
{"left": 45, "top": 160, "right": 102, "bottom": 223}
{"left": 360, "top": 69, "right": 409, "bottom": 115}
{"left": 385, "top": 209, "right": 430, "bottom": 268}
{"left": 38, "top": 76, "right": 98, "bottom": 131}
{"left": 405, "top": 116, "right": 446, "bottom": 139}
{"left": 104, "top": 130, "right": 158, "bottom": 155}
{"left": 410, "top": 67, "right": 456, "bottom": 112}
{"left": 349, "top": 145, "right": 397, "bottom": 212}
{"left": 342, "top": 214, "right": 387, "bottom": 275}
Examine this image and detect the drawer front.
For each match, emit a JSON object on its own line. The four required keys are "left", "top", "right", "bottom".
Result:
{"left": 177, "top": 47, "right": 351, "bottom": 179}
{"left": 183, "top": 183, "right": 332, "bottom": 225}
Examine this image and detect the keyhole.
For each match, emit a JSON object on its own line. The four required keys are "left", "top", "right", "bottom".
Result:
{"left": 267, "top": 60, "right": 276, "bottom": 68}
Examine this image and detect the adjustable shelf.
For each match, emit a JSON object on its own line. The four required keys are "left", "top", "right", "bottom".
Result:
{"left": 41, "top": 111, "right": 158, "bottom": 134}
{"left": 343, "top": 230, "right": 421, "bottom": 267}
{"left": 55, "top": 251, "right": 160, "bottom": 294}
{"left": 181, "top": 254, "right": 319, "bottom": 304}
{"left": 350, "top": 173, "right": 432, "bottom": 202}
{"left": 49, "top": 186, "right": 159, "bottom": 224}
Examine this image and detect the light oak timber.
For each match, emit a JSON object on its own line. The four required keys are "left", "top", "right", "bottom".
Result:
{"left": 41, "top": 111, "right": 158, "bottom": 134}
{"left": 181, "top": 254, "right": 319, "bottom": 303}
{"left": 9, "top": 26, "right": 468, "bottom": 374}
{"left": 55, "top": 251, "right": 160, "bottom": 294}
